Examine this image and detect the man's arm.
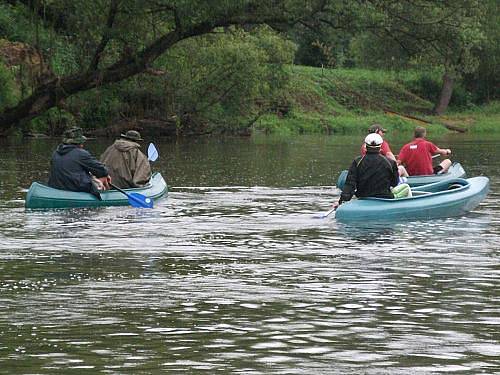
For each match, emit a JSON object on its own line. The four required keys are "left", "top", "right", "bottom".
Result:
{"left": 381, "top": 141, "right": 396, "bottom": 162}
{"left": 338, "top": 159, "right": 358, "bottom": 205}
{"left": 396, "top": 145, "right": 407, "bottom": 166}
{"left": 78, "top": 149, "right": 109, "bottom": 178}
{"left": 385, "top": 151, "right": 397, "bottom": 162}
{"left": 436, "top": 147, "right": 451, "bottom": 156}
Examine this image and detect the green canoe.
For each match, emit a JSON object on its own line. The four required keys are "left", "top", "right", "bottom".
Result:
{"left": 25, "top": 172, "right": 168, "bottom": 209}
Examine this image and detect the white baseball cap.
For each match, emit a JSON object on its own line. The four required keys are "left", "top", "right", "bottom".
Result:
{"left": 364, "top": 133, "right": 383, "bottom": 147}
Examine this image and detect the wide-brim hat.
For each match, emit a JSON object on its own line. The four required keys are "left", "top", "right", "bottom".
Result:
{"left": 120, "top": 130, "right": 143, "bottom": 142}
{"left": 62, "top": 127, "right": 87, "bottom": 145}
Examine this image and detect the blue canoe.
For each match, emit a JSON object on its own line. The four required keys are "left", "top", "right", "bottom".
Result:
{"left": 25, "top": 172, "right": 168, "bottom": 209}
{"left": 335, "top": 176, "right": 489, "bottom": 222}
{"left": 336, "top": 162, "right": 466, "bottom": 190}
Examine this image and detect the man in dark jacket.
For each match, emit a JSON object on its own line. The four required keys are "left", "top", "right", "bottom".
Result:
{"left": 48, "top": 127, "right": 111, "bottom": 197}
{"left": 334, "top": 133, "right": 400, "bottom": 208}
{"left": 100, "top": 130, "right": 151, "bottom": 189}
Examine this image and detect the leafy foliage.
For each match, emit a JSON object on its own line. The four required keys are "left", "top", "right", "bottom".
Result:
{"left": 462, "top": 0, "right": 500, "bottom": 102}
{"left": 158, "top": 26, "right": 295, "bottom": 132}
{"left": 0, "top": 61, "right": 18, "bottom": 110}
{"left": 357, "top": 0, "right": 486, "bottom": 73}
{"left": 0, "top": 0, "right": 330, "bottom": 131}
{"left": 0, "top": 0, "right": 497, "bottom": 134}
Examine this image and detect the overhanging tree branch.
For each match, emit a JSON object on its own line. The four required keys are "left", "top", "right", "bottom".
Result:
{"left": 88, "top": 0, "right": 120, "bottom": 72}
{"left": 0, "top": 3, "right": 326, "bottom": 130}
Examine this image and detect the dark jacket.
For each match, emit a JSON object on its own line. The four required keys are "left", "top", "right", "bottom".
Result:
{"left": 100, "top": 139, "right": 151, "bottom": 189}
{"left": 48, "top": 144, "right": 108, "bottom": 195}
{"left": 340, "top": 151, "right": 399, "bottom": 204}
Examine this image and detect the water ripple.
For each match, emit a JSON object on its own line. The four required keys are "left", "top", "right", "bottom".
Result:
{"left": 0, "top": 173, "right": 499, "bottom": 372}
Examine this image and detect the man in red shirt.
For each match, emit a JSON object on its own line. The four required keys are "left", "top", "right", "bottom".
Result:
{"left": 361, "top": 124, "right": 408, "bottom": 177}
{"left": 398, "top": 126, "right": 452, "bottom": 176}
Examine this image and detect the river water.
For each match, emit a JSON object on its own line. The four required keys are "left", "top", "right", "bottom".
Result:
{"left": 0, "top": 134, "right": 498, "bottom": 374}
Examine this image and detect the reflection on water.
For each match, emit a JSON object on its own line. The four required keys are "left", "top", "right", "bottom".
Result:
{"left": 0, "top": 135, "right": 499, "bottom": 373}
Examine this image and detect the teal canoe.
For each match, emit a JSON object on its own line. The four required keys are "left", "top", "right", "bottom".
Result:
{"left": 335, "top": 176, "right": 489, "bottom": 222}
{"left": 25, "top": 172, "right": 168, "bottom": 209}
{"left": 336, "top": 162, "right": 466, "bottom": 190}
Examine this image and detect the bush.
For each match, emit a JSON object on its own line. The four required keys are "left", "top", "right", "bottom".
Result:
{"left": 404, "top": 74, "right": 441, "bottom": 103}
{"left": 72, "top": 87, "right": 126, "bottom": 129}
{"left": 28, "top": 107, "right": 76, "bottom": 135}
{"left": 0, "top": 61, "right": 18, "bottom": 110}
{"left": 52, "top": 26, "right": 297, "bottom": 135}
{"left": 403, "top": 72, "right": 476, "bottom": 109}
{"left": 158, "top": 26, "right": 296, "bottom": 133}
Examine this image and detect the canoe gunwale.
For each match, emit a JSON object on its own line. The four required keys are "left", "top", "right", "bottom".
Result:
{"left": 336, "top": 162, "right": 466, "bottom": 190}
{"left": 360, "top": 178, "right": 470, "bottom": 203}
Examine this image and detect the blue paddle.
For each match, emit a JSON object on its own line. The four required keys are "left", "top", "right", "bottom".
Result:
{"left": 110, "top": 183, "right": 154, "bottom": 208}
{"left": 148, "top": 143, "right": 159, "bottom": 162}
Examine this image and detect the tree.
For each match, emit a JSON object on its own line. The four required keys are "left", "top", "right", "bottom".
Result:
{"left": 0, "top": 61, "right": 18, "bottom": 110}
{"left": 1, "top": 0, "right": 489, "bottom": 131}
{"left": 463, "top": 0, "right": 499, "bottom": 102}
{"left": 0, "top": 0, "right": 330, "bottom": 132}
{"left": 361, "top": 0, "right": 486, "bottom": 114}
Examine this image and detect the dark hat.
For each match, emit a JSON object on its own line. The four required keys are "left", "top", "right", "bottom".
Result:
{"left": 120, "top": 130, "right": 143, "bottom": 142}
{"left": 62, "top": 127, "right": 87, "bottom": 144}
{"left": 368, "top": 124, "right": 387, "bottom": 133}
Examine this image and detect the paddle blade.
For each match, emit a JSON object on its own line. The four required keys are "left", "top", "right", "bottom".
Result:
{"left": 312, "top": 213, "right": 327, "bottom": 219}
{"left": 128, "top": 193, "right": 154, "bottom": 208}
{"left": 147, "top": 143, "right": 159, "bottom": 162}
{"left": 312, "top": 207, "right": 336, "bottom": 219}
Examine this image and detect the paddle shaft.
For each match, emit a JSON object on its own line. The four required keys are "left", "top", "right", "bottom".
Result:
{"left": 396, "top": 153, "right": 441, "bottom": 159}
{"left": 313, "top": 206, "right": 337, "bottom": 219}
{"left": 110, "top": 183, "right": 129, "bottom": 196}
{"left": 323, "top": 207, "right": 337, "bottom": 218}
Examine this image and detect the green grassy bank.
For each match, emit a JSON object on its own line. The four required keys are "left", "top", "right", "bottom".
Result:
{"left": 255, "top": 66, "right": 499, "bottom": 136}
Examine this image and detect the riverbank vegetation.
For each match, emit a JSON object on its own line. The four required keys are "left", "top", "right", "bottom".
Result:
{"left": 254, "top": 66, "right": 500, "bottom": 135}
{"left": 0, "top": 0, "right": 498, "bottom": 137}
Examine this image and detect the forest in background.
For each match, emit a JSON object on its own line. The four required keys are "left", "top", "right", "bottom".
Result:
{"left": 0, "top": 0, "right": 498, "bottom": 137}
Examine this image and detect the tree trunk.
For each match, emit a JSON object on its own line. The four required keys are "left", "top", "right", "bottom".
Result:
{"left": 433, "top": 71, "right": 454, "bottom": 115}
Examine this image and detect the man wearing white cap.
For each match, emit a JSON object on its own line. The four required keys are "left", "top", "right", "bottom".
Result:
{"left": 334, "top": 133, "right": 409, "bottom": 209}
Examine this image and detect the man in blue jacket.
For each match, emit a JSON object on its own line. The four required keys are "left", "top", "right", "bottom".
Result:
{"left": 48, "top": 127, "right": 111, "bottom": 198}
